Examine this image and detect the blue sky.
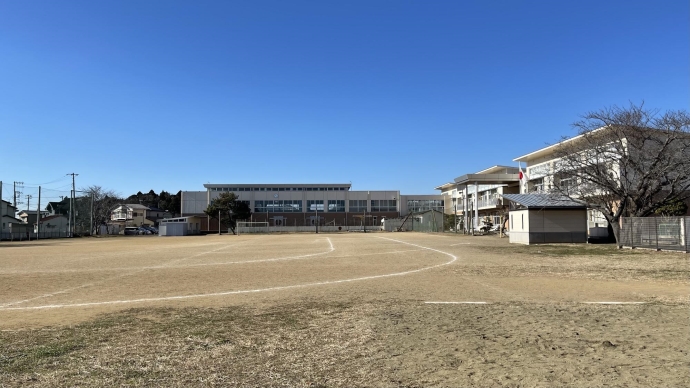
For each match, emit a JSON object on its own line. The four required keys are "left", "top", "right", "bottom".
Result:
{"left": 1, "top": 0, "right": 688, "bottom": 204}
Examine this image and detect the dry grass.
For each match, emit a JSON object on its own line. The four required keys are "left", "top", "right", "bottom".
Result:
{"left": 0, "top": 234, "right": 688, "bottom": 387}
{"left": 1, "top": 301, "right": 384, "bottom": 387}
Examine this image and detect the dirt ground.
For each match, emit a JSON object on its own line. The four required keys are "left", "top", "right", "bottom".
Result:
{"left": 0, "top": 233, "right": 688, "bottom": 387}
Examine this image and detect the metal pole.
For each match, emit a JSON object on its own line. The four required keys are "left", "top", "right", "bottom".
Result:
{"left": 72, "top": 176, "right": 76, "bottom": 236}
{"left": 453, "top": 198, "right": 457, "bottom": 234}
{"left": 315, "top": 203, "right": 318, "bottom": 234}
{"left": 90, "top": 192, "right": 94, "bottom": 236}
{"left": 655, "top": 216, "right": 659, "bottom": 251}
{"left": 219, "top": 209, "right": 221, "bottom": 235}
{"left": 363, "top": 209, "right": 366, "bottom": 233}
{"left": 37, "top": 187, "right": 41, "bottom": 240}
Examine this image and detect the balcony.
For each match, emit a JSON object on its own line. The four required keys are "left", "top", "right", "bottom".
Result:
{"left": 476, "top": 197, "right": 503, "bottom": 209}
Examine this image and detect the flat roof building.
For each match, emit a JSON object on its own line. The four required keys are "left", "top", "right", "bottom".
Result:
{"left": 181, "top": 183, "right": 443, "bottom": 232}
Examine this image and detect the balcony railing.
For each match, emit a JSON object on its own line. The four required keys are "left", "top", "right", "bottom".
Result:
{"left": 476, "top": 197, "right": 502, "bottom": 209}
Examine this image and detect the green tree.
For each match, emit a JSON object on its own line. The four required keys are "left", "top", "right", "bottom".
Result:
{"left": 654, "top": 199, "right": 689, "bottom": 216}
{"left": 204, "top": 192, "right": 252, "bottom": 234}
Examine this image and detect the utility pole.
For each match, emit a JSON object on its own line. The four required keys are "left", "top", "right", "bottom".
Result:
{"left": 26, "top": 195, "right": 32, "bottom": 218}
{"left": 67, "top": 173, "right": 78, "bottom": 237}
{"left": 37, "top": 187, "right": 41, "bottom": 240}
{"left": 13, "top": 181, "right": 23, "bottom": 208}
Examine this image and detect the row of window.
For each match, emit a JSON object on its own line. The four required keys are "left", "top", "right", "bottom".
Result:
{"left": 407, "top": 200, "right": 444, "bottom": 212}
{"left": 251, "top": 199, "right": 397, "bottom": 213}
{"left": 210, "top": 187, "right": 349, "bottom": 192}
{"left": 255, "top": 200, "right": 302, "bottom": 213}
{"left": 371, "top": 200, "right": 397, "bottom": 212}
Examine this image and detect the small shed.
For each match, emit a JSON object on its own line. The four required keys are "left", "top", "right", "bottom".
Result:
{"left": 159, "top": 216, "right": 202, "bottom": 236}
{"left": 502, "top": 194, "right": 587, "bottom": 245}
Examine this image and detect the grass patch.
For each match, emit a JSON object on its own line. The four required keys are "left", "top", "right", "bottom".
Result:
{"left": 0, "top": 301, "right": 381, "bottom": 387}
{"left": 477, "top": 243, "right": 638, "bottom": 257}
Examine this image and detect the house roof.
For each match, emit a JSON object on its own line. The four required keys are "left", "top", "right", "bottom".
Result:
{"left": 125, "top": 204, "right": 150, "bottom": 210}
{"left": 18, "top": 210, "right": 48, "bottom": 215}
{"left": 501, "top": 194, "right": 586, "bottom": 209}
{"left": 2, "top": 215, "right": 24, "bottom": 222}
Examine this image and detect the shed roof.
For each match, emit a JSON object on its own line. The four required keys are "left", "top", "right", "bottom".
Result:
{"left": 501, "top": 194, "right": 586, "bottom": 209}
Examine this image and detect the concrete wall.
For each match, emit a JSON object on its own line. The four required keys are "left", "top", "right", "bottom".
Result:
{"left": 510, "top": 208, "right": 587, "bottom": 244}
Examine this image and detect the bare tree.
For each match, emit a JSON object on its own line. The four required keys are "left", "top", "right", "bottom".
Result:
{"left": 79, "top": 186, "right": 123, "bottom": 234}
{"left": 552, "top": 102, "right": 690, "bottom": 244}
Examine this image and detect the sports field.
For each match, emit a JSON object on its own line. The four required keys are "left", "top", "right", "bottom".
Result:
{"left": 0, "top": 233, "right": 688, "bottom": 387}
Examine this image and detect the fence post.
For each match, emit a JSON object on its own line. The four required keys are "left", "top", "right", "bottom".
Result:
{"left": 630, "top": 217, "right": 634, "bottom": 249}
{"left": 654, "top": 217, "right": 659, "bottom": 251}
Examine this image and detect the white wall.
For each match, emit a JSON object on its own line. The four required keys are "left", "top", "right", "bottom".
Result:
{"left": 509, "top": 209, "right": 530, "bottom": 244}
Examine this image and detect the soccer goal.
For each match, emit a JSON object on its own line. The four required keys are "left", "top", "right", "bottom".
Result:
{"left": 236, "top": 221, "right": 270, "bottom": 235}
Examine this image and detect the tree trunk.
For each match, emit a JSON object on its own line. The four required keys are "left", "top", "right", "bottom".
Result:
{"left": 609, "top": 218, "right": 622, "bottom": 247}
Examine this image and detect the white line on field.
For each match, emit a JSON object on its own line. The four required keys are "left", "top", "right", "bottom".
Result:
{"left": 425, "top": 301, "right": 487, "bottom": 304}
{"left": 0, "top": 246, "right": 423, "bottom": 275}
{"left": 0, "top": 236, "right": 458, "bottom": 311}
{"left": 583, "top": 302, "right": 647, "bottom": 305}
{"left": 0, "top": 240, "right": 253, "bottom": 308}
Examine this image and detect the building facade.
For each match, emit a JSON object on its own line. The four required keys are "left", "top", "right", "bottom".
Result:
{"left": 181, "top": 183, "right": 443, "bottom": 232}
{"left": 436, "top": 165, "right": 520, "bottom": 231}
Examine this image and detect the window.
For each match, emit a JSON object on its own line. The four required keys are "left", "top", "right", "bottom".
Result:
{"left": 256, "top": 200, "right": 299, "bottom": 213}
{"left": 559, "top": 177, "right": 573, "bottom": 191}
{"left": 328, "top": 200, "right": 345, "bottom": 212}
{"left": 307, "top": 200, "right": 324, "bottom": 211}
{"left": 407, "top": 199, "right": 444, "bottom": 212}
{"left": 371, "top": 200, "right": 396, "bottom": 212}
{"left": 349, "top": 200, "right": 367, "bottom": 212}
{"left": 531, "top": 178, "right": 544, "bottom": 192}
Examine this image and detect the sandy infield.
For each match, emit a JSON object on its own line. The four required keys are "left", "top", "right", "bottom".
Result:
{"left": 0, "top": 233, "right": 688, "bottom": 386}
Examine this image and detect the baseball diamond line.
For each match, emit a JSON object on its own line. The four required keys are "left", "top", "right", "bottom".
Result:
{"left": 0, "top": 236, "right": 458, "bottom": 311}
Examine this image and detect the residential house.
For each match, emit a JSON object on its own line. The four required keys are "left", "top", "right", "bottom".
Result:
{"left": 17, "top": 210, "right": 50, "bottom": 225}
{"left": 146, "top": 207, "right": 173, "bottom": 225}
{"left": 1, "top": 200, "right": 23, "bottom": 236}
{"left": 45, "top": 200, "right": 70, "bottom": 216}
{"left": 111, "top": 204, "right": 151, "bottom": 226}
{"left": 37, "top": 214, "right": 69, "bottom": 236}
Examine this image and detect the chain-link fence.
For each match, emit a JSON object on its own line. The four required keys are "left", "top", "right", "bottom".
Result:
{"left": 383, "top": 211, "right": 444, "bottom": 232}
{"left": 619, "top": 216, "right": 689, "bottom": 252}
